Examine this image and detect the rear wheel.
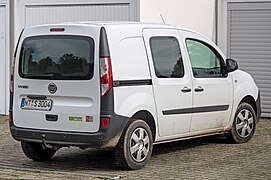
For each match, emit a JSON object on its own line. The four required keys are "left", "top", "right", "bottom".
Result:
{"left": 226, "top": 102, "right": 256, "bottom": 143}
{"left": 21, "top": 141, "right": 56, "bottom": 161}
{"left": 114, "top": 119, "right": 153, "bottom": 170}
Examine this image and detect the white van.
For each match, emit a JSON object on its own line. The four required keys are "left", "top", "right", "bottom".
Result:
{"left": 10, "top": 22, "right": 261, "bottom": 170}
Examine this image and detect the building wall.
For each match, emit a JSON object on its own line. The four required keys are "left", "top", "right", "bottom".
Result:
{"left": 0, "top": 0, "right": 9, "bottom": 115}
{"left": 12, "top": 0, "right": 139, "bottom": 50}
{"left": 218, "top": 0, "right": 271, "bottom": 54}
{"left": 4, "top": 0, "right": 139, "bottom": 115}
{"left": 140, "top": 0, "right": 216, "bottom": 40}
{"left": 218, "top": 0, "right": 271, "bottom": 117}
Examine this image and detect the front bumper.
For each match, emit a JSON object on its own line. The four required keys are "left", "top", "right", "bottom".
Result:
{"left": 256, "top": 90, "right": 261, "bottom": 123}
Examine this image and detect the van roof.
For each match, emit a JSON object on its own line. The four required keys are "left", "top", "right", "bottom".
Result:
{"left": 69, "top": 21, "right": 199, "bottom": 33}
{"left": 26, "top": 21, "right": 201, "bottom": 36}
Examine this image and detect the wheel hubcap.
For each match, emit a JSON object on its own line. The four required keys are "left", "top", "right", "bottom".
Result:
{"left": 244, "top": 119, "right": 248, "bottom": 128}
{"left": 236, "top": 109, "right": 254, "bottom": 138}
{"left": 129, "top": 127, "right": 150, "bottom": 163}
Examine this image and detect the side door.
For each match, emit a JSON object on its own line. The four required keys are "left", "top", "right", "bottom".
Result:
{"left": 184, "top": 34, "right": 233, "bottom": 132}
{"left": 143, "top": 29, "right": 193, "bottom": 137}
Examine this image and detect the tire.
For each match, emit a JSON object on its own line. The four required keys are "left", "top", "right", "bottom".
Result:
{"left": 21, "top": 141, "right": 56, "bottom": 161}
{"left": 114, "top": 119, "right": 153, "bottom": 170}
{"left": 226, "top": 102, "right": 256, "bottom": 143}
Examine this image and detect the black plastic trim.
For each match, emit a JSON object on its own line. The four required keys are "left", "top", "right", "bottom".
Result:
{"left": 27, "top": 95, "right": 47, "bottom": 100}
{"left": 181, "top": 88, "right": 192, "bottom": 93}
{"left": 99, "top": 27, "right": 110, "bottom": 57}
{"left": 113, "top": 79, "right": 152, "bottom": 87}
{"left": 256, "top": 90, "right": 261, "bottom": 123}
{"left": 10, "top": 112, "right": 129, "bottom": 148}
{"left": 163, "top": 105, "right": 229, "bottom": 115}
{"left": 45, "top": 114, "right": 58, "bottom": 122}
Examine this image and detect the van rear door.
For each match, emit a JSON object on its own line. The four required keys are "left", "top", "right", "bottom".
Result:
{"left": 13, "top": 25, "right": 101, "bottom": 133}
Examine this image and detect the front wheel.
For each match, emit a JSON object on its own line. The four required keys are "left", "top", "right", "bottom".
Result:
{"left": 226, "top": 102, "right": 256, "bottom": 143}
{"left": 21, "top": 141, "right": 56, "bottom": 161}
{"left": 114, "top": 119, "right": 153, "bottom": 170}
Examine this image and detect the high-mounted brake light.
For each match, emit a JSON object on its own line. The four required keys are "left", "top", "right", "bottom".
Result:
{"left": 50, "top": 28, "right": 65, "bottom": 32}
{"left": 100, "top": 57, "right": 113, "bottom": 97}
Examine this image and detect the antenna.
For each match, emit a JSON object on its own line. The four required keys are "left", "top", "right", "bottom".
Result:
{"left": 160, "top": 14, "right": 166, "bottom": 24}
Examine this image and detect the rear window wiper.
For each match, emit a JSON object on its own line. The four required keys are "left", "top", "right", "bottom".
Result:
{"left": 24, "top": 72, "right": 64, "bottom": 79}
{"left": 42, "top": 72, "right": 64, "bottom": 78}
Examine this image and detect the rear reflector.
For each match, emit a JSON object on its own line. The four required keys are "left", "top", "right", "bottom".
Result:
{"left": 50, "top": 28, "right": 65, "bottom": 32}
{"left": 101, "top": 117, "right": 110, "bottom": 129}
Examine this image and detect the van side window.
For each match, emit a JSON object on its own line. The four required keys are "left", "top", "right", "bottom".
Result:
{"left": 150, "top": 37, "right": 184, "bottom": 78}
{"left": 186, "top": 39, "right": 223, "bottom": 78}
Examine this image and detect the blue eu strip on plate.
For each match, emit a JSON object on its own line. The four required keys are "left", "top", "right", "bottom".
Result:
{"left": 21, "top": 98, "right": 25, "bottom": 108}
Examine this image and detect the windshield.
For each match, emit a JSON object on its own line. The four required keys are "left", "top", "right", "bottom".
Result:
{"left": 19, "top": 35, "right": 95, "bottom": 80}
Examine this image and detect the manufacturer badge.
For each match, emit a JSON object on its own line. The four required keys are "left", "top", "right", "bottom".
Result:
{"left": 48, "top": 83, "right": 57, "bottom": 94}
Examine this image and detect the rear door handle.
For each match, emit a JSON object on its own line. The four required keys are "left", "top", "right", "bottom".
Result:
{"left": 194, "top": 86, "right": 204, "bottom": 92}
{"left": 27, "top": 95, "right": 47, "bottom": 100}
{"left": 181, "top": 87, "right": 192, "bottom": 93}
{"left": 46, "top": 114, "right": 58, "bottom": 122}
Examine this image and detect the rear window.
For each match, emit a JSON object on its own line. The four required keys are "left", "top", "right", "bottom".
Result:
{"left": 19, "top": 35, "right": 94, "bottom": 80}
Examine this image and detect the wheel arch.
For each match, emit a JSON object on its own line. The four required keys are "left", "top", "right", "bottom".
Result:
{"left": 225, "top": 93, "right": 259, "bottom": 131}
{"left": 225, "top": 99, "right": 257, "bottom": 143}
{"left": 240, "top": 95, "right": 257, "bottom": 115}
{"left": 131, "top": 110, "right": 157, "bottom": 141}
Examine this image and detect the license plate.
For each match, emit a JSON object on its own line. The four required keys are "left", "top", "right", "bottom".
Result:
{"left": 21, "top": 98, "right": 52, "bottom": 111}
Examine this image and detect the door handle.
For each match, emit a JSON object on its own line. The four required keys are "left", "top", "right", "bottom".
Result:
{"left": 27, "top": 95, "right": 47, "bottom": 100}
{"left": 181, "top": 87, "right": 192, "bottom": 93}
{"left": 194, "top": 86, "right": 204, "bottom": 92}
{"left": 46, "top": 114, "right": 58, "bottom": 122}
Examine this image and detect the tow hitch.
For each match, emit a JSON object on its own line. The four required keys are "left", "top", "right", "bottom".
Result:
{"left": 41, "top": 134, "right": 60, "bottom": 150}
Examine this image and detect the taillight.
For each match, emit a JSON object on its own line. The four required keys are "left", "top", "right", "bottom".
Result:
{"left": 100, "top": 57, "right": 112, "bottom": 97}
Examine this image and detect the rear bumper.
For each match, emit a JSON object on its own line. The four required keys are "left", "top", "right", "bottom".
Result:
{"left": 10, "top": 113, "right": 129, "bottom": 149}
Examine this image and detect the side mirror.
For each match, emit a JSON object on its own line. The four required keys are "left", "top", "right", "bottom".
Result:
{"left": 226, "top": 58, "right": 238, "bottom": 72}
